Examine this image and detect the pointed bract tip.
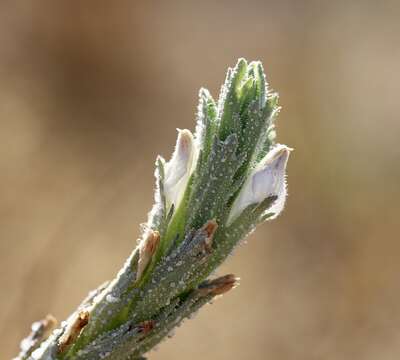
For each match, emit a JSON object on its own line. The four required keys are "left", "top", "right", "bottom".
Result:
{"left": 236, "top": 58, "right": 248, "bottom": 68}
{"left": 199, "top": 87, "right": 211, "bottom": 98}
{"left": 248, "top": 60, "right": 263, "bottom": 72}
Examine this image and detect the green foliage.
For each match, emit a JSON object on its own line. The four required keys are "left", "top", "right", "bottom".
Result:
{"left": 17, "top": 59, "right": 291, "bottom": 360}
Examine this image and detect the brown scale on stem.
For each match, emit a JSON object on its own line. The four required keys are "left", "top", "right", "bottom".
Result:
{"left": 201, "top": 219, "right": 218, "bottom": 253}
{"left": 138, "top": 320, "right": 156, "bottom": 335}
{"left": 58, "top": 310, "right": 90, "bottom": 353}
{"left": 136, "top": 230, "right": 160, "bottom": 282}
{"left": 197, "top": 274, "right": 239, "bottom": 296}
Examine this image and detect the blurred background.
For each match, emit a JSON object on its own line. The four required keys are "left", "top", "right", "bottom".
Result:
{"left": 1, "top": 1, "right": 399, "bottom": 359}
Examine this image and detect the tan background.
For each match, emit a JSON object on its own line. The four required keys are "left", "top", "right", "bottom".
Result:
{"left": 1, "top": 1, "right": 400, "bottom": 359}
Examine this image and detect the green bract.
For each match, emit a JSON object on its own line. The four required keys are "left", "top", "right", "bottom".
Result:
{"left": 18, "top": 59, "right": 291, "bottom": 360}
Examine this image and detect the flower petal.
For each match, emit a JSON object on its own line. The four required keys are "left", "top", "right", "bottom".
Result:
{"left": 164, "top": 129, "right": 195, "bottom": 208}
{"left": 227, "top": 144, "right": 292, "bottom": 225}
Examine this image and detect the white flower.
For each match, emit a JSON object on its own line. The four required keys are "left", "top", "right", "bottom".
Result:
{"left": 164, "top": 129, "right": 196, "bottom": 209}
{"left": 227, "top": 144, "right": 292, "bottom": 225}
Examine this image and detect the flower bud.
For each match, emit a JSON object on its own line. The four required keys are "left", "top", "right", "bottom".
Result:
{"left": 164, "top": 129, "right": 195, "bottom": 209}
{"left": 227, "top": 144, "right": 292, "bottom": 225}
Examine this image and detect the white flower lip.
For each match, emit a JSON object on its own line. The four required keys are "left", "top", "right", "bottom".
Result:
{"left": 164, "top": 129, "right": 196, "bottom": 209}
{"left": 227, "top": 144, "right": 292, "bottom": 225}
